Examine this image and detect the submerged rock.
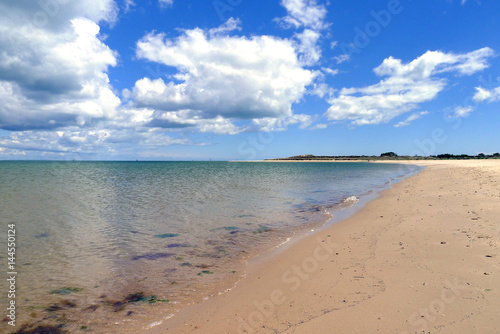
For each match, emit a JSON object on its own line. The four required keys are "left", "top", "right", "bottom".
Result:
{"left": 16, "top": 325, "right": 67, "bottom": 334}
{"left": 83, "top": 305, "right": 99, "bottom": 312}
{"left": 125, "top": 292, "right": 146, "bottom": 303}
{"left": 166, "top": 243, "right": 192, "bottom": 248}
{"left": 210, "top": 226, "right": 240, "bottom": 232}
{"left": 49, "top": 287, "right": 83, "bottom": 295}
{"left": 45, "top": 305, "right": 63, "bottom": 312}
{"left": 197, "top": 270, "right": 214, "bottom": 276}
{"left": 154, "top": 233, "right": 180, "bottom": 238}
{"left": 132, "top": 253, "right": 174, "bottom": 260}
{"left": 254, "top": 225, "right": 272, "bottom": 233}
{"left": 236, "top": 214, "right": 254, "bottom": 218}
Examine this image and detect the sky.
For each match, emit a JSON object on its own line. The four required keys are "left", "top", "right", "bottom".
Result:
{"left": 0, "top": 0, "right": 499, "bottom": 160}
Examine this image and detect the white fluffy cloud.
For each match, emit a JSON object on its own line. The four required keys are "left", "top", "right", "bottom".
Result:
{"left": 276, "top": 0, "right": 328, "bottom": 30}
{"left": 294, "top": 29, "right": 322, "bottom": 66}
{"left": 0, "top": 1, "right": 120, "bottom": 131}
{"left": 276, "top": 0, "right": 329, "bottom": 67}
{"left": 0, "top": 0, "right": 118, "bottom": 32}
{"left": 131, "top": 20, "right": 315, "bottom": 131}
{"left": 473, "top": 86, "right": 500, "bottom": 103}
{"left": 326, "top": 48, "right": 494, "bottom": 125}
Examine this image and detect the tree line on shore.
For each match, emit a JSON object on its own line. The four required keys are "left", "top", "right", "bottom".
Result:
{"left": 268, "top": 152, "right": 500, "bottom": 161}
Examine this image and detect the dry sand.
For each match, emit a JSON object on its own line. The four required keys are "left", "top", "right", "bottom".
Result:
{"left": 143, "top": 160, "right": 500, "bottom": 334}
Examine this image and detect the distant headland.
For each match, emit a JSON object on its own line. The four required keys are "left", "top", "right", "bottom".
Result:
{"left": 266, "top": 152, "right": 500, "bottom": 161}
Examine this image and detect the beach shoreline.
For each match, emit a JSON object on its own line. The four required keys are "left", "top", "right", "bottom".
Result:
{"left": 142, "top": 160, "right": 500, "bottom": 333}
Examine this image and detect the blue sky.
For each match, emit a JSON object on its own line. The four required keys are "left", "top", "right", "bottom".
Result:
{"left": 0, "top": 0, "right": 499, "bottom": 160}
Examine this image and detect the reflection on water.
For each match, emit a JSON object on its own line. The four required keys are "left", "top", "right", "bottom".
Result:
{"left": 0, "top": 161, "right": 421, "bottom": 332}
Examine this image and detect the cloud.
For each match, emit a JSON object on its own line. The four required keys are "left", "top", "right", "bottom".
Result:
{"left": 394, "top": 111, "right": 429, "bottom": 127}
{"left": 294, "top": 29, "right": 322, "bottom": 66}
{"left": 0, "top": 127, "right": 193, "bottom": 158}
{"left": 276, "top": 0, "right": 328, "bottom": 31}
{"left": 473, "top": 86, "right": 500, "bottom": 103}
{"left": 276, "top": 0, "right": 330, "bottom": 67}
{"left": 132, "top": 20, "right": 316, "bottom": 131}
{"left": 372, "top": 47, "right": 493, "bottom": 78}
{"left": 250, "top": 114, "right": 314, "bottom": 132}
{"left": 146, "top": 109, "right": 242, "bottom": 135}
{"left": 209, "top": 17, "right": 242, "bottom": 36}
{"left": 0, "top": 0, "right": 118, "bottom": 32}
{"left": 159, "top": 0, "right": 173, "bottom": 8}
{"left": 321, "top": 67, "right": 339, "bottom": 76}
{"left": 310, "top": 123, "right": 327, "bottom": 130}
{"left": 325, "top": 48, "right": 494, "bottom": 125}
{"left": 0, "top": 1, "right": 120, "bottom": 131}
{"left": 334, "top": 54, "right": 350, "bottom": 64}
{"left": 453, "top": 106, "right": 473, "bottom": 117}
{"left": 124, "top": 0, "right": 136, "bottom": 13}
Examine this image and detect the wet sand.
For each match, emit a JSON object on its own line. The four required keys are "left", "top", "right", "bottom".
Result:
{"left": 143, "top": 160, "right": 500, "bottom": 334}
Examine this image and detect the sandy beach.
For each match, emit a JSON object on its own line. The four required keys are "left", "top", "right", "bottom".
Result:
{"left": 143, "top": 160, "right": 500, "bottom": 334}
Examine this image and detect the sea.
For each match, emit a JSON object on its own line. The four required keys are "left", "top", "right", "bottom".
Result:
{"left": 0, "top": 161, "right": 422, "bottom": 333}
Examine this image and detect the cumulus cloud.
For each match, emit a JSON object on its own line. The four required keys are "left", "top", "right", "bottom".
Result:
{"left": 0, "top": 0, "right": 118, "bottom": 32}
{"left": 276, "top": 0, "right": 328, "bottom": 31}
{"left": 394, "top": 111, "right": 429, "bottom": 127}
{"left": 308, "top": 82, "right": 333, "bottom": 98}
{"left": 276, "top": 0, "right": 330, "bottom": 67}
{"left": 132, "top": 20, "right": 315, "bottom": 131}
{"left": 473, "top": 86, "right": 500, "bottom": 103}
{"left": 326, "top": 48, "right": 494, "bottom": 125}
{"left": 294, "top": 29, "right": 322, "bottom": 66}
{"left": 0, "top": 1, "right": 120, "bottom": 131}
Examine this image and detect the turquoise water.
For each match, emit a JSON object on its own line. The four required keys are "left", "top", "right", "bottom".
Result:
{"left": 0, "top": 161, "right": 421, "bottom": 332}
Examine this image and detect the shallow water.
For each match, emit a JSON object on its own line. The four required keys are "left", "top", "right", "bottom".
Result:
{"left": 0, "top": 161, "right": 421, "bottom": 332}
